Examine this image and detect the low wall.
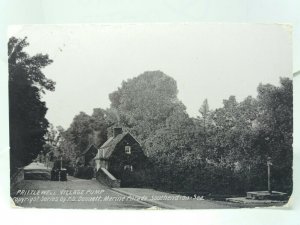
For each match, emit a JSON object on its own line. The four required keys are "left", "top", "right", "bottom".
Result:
{"left": 24, "top": 169, "right": 51, "bottom": 180}
{"left": 96, "top": 168, "right": 120, "bottom": 188}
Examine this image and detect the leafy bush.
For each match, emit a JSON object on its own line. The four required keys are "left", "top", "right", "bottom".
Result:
{"left": 74, "top": 166, "right": 94, "bottom": 179}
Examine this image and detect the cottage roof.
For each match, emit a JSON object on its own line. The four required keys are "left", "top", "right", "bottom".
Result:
{"left": 81, "top": 144, "right": 97, "bottom": 156}
{"left": 94, "top": 132, "right": 139, "bottom": 160}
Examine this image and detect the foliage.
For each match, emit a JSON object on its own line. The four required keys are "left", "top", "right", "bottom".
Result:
{"left": 59, "top": 69, "right": 292, "bottom": 195}
{"left": 255, "top": 78, "right": 293, "bottom": 192}
{"left": 74, "top": 166, "right": 94, "bottom": 179}
{"left": 142, "top": 74, "right": 292, "bottom": 194}
{"left": 58, "top": 108, "right": 112, "bottom": 164}
{"left": 108, "top": 71, "right": 184, "bottom": 141}
{"left": 9, "top": 37, "right": 55, "bottom": 172}
{"left": 43, "top": 124, "right": 64, "bottom": 158}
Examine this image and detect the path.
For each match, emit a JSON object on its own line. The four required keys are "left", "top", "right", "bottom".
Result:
{"left": 11, "top": 176, "right": 283, "bottom": 209}
{"left": 11, "top": 176, "right": 152, "bottom": 209}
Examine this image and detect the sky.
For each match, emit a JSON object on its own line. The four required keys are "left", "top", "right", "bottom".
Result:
{"left": 8, "top": 23, "right": 292, "bottom": 129}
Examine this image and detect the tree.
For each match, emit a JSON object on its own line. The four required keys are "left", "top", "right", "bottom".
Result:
{"left": 57, "top": 128, "right": 77, "bottom": 165}
{"left": 8, "top": 37, "right": 55, "bottom": 172}
{"left": 199, "top": 99, "right": 209, "bottom": 124}
{"left": 256, "top": 78, "right": 293, "bottom": 192}
{"left": 42, "top": 124, "right": 63, "bottom": 163}
{"left": 197, "top": 99, "right": 210, "bottom": 157}
{"left": 58, "top": 108, "right": 112, "bottom": 163}
{"left": 145, "top": 109, "right": 198, "bottom": 191}
{"left": 88, "top": 108, "right": 111, "bottom": 146}
{"left": 108, "top": 70, "right": 183, "bottom": 142}
{"left": 44, "top": 124, "right": 63, "bottom": 151}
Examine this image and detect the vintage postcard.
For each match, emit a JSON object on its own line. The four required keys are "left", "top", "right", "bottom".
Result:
{"left": 8, "top": 23, "right": 293, "bottom": 209}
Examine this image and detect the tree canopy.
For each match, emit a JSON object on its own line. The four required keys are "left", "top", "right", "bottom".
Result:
{"left": 109, "top": 71, "right": 185, "bottom": 141}
{"left": 57, "top": 70, "right": 293, "bottom": 195}
{"left": 9, "top": 37, "right": 55, "bottom": 171}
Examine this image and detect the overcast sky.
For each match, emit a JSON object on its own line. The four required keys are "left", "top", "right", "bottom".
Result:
{"left": 8, "top": 23, "right": 292, "bottom": 129}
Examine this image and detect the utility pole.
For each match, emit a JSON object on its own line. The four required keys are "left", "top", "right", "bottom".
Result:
{"left": 60, "top": 156, "right": 63, "bottom": 170}
{"left": 267, "top": 157, "right": 272, "bottom": 194}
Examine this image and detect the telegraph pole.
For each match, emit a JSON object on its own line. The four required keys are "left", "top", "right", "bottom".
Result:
{"left": 267, "top": 157, "right": 272, "bottom": 194}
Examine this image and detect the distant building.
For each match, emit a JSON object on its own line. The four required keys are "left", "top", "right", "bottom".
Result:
{"left": 94, "top": 127, "right": 147, "bottom": 187}
{"left": 77, "top": 144, "right": 98, "bottom": 166}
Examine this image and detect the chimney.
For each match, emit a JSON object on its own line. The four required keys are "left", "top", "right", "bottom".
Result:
{"left": 113, "top": 127, "right": 123, "bottom": 138}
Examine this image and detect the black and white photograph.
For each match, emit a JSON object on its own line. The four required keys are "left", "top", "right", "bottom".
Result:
{"left": 8, "top": 23, "right": 293, "bottom": 209}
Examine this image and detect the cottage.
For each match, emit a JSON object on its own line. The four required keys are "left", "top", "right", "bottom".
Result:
{"left": 94, "top": 127, "right": 147, "bottom": 187}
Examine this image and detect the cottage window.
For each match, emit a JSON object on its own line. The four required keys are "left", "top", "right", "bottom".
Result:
{"left": 125, "top": 146, "right": 131, "bottom": 154}
{"left": 124, "top": 165, "right": 133, "bottom": 171}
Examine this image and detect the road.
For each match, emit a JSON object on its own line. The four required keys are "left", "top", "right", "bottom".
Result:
{"left": 11, "top": 176, "right": 153, "bottom": 209}
{"left": 11, "top": 176, "right": 284, "bottom": 209}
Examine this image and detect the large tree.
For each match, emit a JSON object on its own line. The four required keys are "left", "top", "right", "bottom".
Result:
{"left": 108, "top": 70, "right": 184, "bottom": 142}
{"left": 8, "top": 37, "right": 55, "bottom": 172}
{"left": 255, "top": 78, "right": 293, "bottom": 192}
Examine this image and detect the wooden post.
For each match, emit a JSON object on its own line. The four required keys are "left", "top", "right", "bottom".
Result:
{"left": 267, "top": 157, "right": 272, "bottom": 194}
{"left": 60, "top": 156, "right": 63, "bottom": 170}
